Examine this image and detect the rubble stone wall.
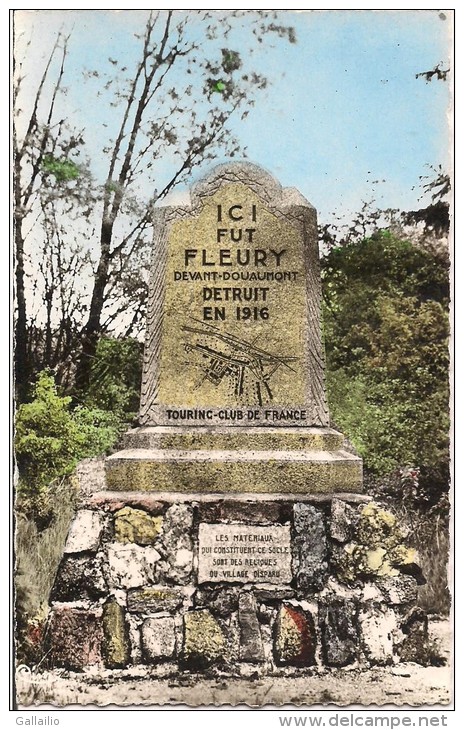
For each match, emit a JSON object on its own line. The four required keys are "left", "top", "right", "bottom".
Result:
{"left": 46, "top": 495, "right": 428, "bottom": 673}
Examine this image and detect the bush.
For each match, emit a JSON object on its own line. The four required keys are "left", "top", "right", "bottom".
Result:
{"left": 322, "top": 231, "right": 450, "bottom": 505}
{"left": 327, "top": 369, "right": 449, "bottom": 491}
{"left": 15, "top": 372, "right": 85, "bottom": 493}
{"left": 73, "top": 406, "right": 125, "bottom": 456}
{"left": 15, "top": 372, "right": 124, "bottom": 520}
{"left": 83, "top": 336, "right": 143, "bottom": 418}
{"left": 15, "top": 478, "right": 78, "bottom": 664}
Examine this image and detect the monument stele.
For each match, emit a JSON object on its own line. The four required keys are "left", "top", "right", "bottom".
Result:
{"left": 106, "top": 163, "right": 363, "bottom": 495}
{"left": 46, "top": 164, "right": 426, "bottom": 682}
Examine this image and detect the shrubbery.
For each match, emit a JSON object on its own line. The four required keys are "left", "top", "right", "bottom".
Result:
{"left": 15, "top": 371, "right": 124, "bottom": 521}
{"left": 322, "top": 231, "right": 450, "bottom": 508}
{"left": 82, "top": 336, "right": 142, "bottom": 417}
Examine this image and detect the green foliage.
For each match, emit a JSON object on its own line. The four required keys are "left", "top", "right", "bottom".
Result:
{"left": 73, "top": 406, "right": 124, "bottom": 455}
{"left": 210, "top": 80, "right": 227, "bottom": 93}
{"left": 15, "top": 372, "right": 123, "bottom": 509}
{"left": 15, "top": 339, "right": 141, "bottom": 518}
{"left": 15, "top": 373, "right": 84, "bottom": 493}
{"left": 323, "top": 231, "right": 450, "bottom": 504}
{"left": 41, "top": 154, "right": 80, "bottom": 182}
{"left": 83, "top": 336, "right": 142, "bottom": 417}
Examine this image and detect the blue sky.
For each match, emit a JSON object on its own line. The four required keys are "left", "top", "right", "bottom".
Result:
{"left": 14, "top": 8, "right": 452, "bottom": 223}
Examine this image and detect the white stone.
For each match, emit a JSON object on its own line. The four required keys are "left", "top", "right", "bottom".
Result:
{"left": 362, "top": 583, "right": 384, "bottom": 602}
{"left": 109, "top": 588, "right": 127, "bottom": 605}
{"left": 330, "top": 499, "right": 355, "bottom": 542}
{"left": 141, "top": 616, "right": 176, "bottom": 660}
{"left": 126, "top": 614, "right": 143, "bottom": 664}
{"left": 174, "top": 548, "right": 193, "bottom": 570}
{"left": 64, "top": 509, "right": 106, "bottom": 553}
{"left": 291, "top": 599, "right": 318, "bottom": 614}
{"left": 359, "top": 606, "right": 397, "bottom": 663}
{"left": 198, "top": 523, "right": 292, "bottom": 584}
{"left": 319, "top": 577, "right": 361, "bottom": 600}
{"left": 106, "top": 543, "right": 161, "bottom": 589}
{"left": 164, "top": 503, "right": 193, "bottom": 533}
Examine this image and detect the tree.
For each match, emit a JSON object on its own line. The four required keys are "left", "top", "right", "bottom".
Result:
{"left": 13, "top": 10, "right": 296, "bottom": 399}
{"left": 321, "top": 230, "right": 450, "bottom": 504}
{"left": 73, "top": 10, "right": 296, "bottom": 393}
{"left": 13, "top": 28, "right": 95, "bottom": 400}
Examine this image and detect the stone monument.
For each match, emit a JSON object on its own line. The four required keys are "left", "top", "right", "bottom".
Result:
{"left": 106, "top": 162, "right": 362, "bottom": 495}
{"left": 45, "top": 164, "right": 426, "bottom": 679}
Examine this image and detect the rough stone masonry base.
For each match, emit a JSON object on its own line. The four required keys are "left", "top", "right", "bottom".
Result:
{"left": 46, "top": 494, "right": 429, "bottom": 673}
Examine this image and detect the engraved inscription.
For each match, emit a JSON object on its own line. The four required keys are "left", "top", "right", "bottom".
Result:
{"left": 198, "top": 523, "right": 292, "bottom": 584}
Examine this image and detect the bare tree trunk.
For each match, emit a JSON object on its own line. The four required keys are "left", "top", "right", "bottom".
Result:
{"left": 14, "top": 213, "right": 29, "bottom": 402}
{"left": 13, "top": 31, "right": 70, "bottom": 401}
{"left": 74, "top": 217, "right": 113, "bottom": 394}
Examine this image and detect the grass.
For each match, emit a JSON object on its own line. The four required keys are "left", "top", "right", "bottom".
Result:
{"left": 413, "top": 515, "right": 450, "bottom": 616}
{"left": 389, "top": 502, "right": 450, "bottom": 616}
{"left": 15, "top": 477, "right": 79, "bottom": 664}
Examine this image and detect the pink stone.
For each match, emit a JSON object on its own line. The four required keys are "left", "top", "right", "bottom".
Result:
{"left": 47, "top": 607, "right": 103, "bottom": 670}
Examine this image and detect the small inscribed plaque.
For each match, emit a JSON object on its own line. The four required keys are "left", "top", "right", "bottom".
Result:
{"left": 198, "top": 523, "right": 292, "bottom": 584}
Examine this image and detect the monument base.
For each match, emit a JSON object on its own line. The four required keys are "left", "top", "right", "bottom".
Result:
{"left": 45, "top": 489, "right": 428, "bottom": 673}
{"left": 105, "top": 427, "right": 363, "bottom": 494}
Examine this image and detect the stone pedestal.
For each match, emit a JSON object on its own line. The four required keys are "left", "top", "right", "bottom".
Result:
{"left": 46, "top": 493, "right": 425, "bottom": 672}
{"left": 105, "top": 426, "right": 363, "bottom": 494}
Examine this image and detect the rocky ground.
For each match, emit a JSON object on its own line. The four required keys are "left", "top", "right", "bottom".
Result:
{"left": 15, "top": 661, "right": 451, "bottom": 708}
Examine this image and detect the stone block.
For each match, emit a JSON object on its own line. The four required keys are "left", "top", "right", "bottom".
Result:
{"left": 64, "top": 509, "right": 106, "bottom": 553}
{"left": 359, "top": 605, "right": 397, "bottom": 664}
{"left": 320, "top": 599, "right": 358, "bottom": 667}
{"left": 293, "top": 504, "right": 329, "bottom": 592}
{"left": 330, "top": 499, "right": 357, "bottom": 542}
{"left": 50, "top": 555, "right": 107, "bottom": 602}
{"left": 254, "top": 585, "right": 295, "bottom": 602}
{"left": 194, "top": 586, "right": 240, "bottom": 617}
{"left": 156, "top": 504, "right": 194, "bottom": 584}
{"left": 239, "top": 592, "right": 264, "bottom": 662}
{"left": 83, "top": 493, "right": 165, "bottom": 514}
{"left": 361, "top": 583, "right": 384, "bottom": 602}
{"left": 198, "top": 500, "right": 281, "bottom": 525}
{"left": 141, "top": 616, "right": 176, "bottom": 662}
{"left": 138, "top": 163, "right": 330, "bottom": 430}
{"left": 126, "top": 614, "right": 142, "bottom": 664}
{"left": 114, "top": 506, "right": 163, "bottom": 545}
{"left": 198, "top": 523, "right": 291, "bottom": 585}
{"left": 182, "top": 609, "right": 226, "bottom": 667}
{"left": 106, "top": 543, "right": 160, "bottom": 589}
{"left": 105, "top": 449, "right": 363, "bottom": 495}
{"left": 164, "top": 503, "right": 194, "bottom": 533}
{"left": 274, "top": 603, "right": 316, "bottom": 666}
{"left": 332, "top": 503, "right": 424, "bottom": 585}
{"left": 156, "top": 551, "right": 193, "bottom": 586}
{"left": 46, "top": 607, "right": 103, "bottom": 670}
{"left": 377, "top": 576, "right": 418, "bottom": 605}
{"left": 396, "top": 608, "right": 430, "bottom": 664}
{"left": 102, "top": 598, "right": 130, "bottom": 668}
{"left": 123, "top": 426, "right": 345, "bottom": 452}
{"left": 127, "top": 586, "right": 185, "bottom": 613}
